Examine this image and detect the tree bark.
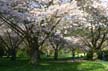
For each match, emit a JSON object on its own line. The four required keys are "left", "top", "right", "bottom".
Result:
{"left": 72, "top": 50, "right": 75, "bottom": 61}
{"left": 87, "top": 50, "right": 98, "bottom": 60}
{"left": 31, "top": 49, "right": 40, "bottom": 65}
{"left": 54, "top": 49, "right": 58, "bottom": 60}
{"left": 11, "top": 48, "right": 16, "bottom": 60}
{"left": 30, "top": 41, "right": 40, "bottom": 65}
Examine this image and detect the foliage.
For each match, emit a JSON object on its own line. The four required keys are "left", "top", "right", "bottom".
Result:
{"left": 0, "top": 0, "right": 108, "bottom": 65}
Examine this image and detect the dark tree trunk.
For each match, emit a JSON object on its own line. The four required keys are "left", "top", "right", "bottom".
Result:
{"left": 31, "top": 49, "right": 40, "bottom": 65}
{"left": 7, "top": 48, "right": 11, "bottom": 58}
{"left": 72, "top": 50, "right": 75, "bottom": 61}
{"left": 87, "top": 50, "right": 93, "bottom": 60}
{"left": 54, "top": 49, "right": 58, "bottom": 60}
{"left": 30, "top": 40, "right": 40, "bottom": 65}
{"left": 84, "top": 53, "right": 86, "bottom": 57}
{"left": 0, "top": 47, "right": 4, "bottom": 58}
{"left": 87, "top": 50, "right": 98, "bottom": 60}
{"left": 11, "top": 48, "right": 16, "bottom": 60}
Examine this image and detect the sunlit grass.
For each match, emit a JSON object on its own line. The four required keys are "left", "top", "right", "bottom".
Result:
{"left": 0, "top": 59, "right": 108, "bottom": 71}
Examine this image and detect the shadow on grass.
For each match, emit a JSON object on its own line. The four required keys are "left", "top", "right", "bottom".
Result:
{"left": 0, "top": 59, "right": 107, "bottom": 71}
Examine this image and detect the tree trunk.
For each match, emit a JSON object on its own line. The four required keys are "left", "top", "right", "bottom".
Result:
{"left": 84, "top": 52, "right": 86, "bottom": 57}
{"left": 87, "top": 50, "right": 98, "bottom": 60}
{"left": 11, "top": 48, "right": 16, "bottom": 60}
{"left": 72, "top": 50, "right": 75, "bottom": 61}
{"left": 0, "top": 47, "right": 4, "bottom": 58}
{"left": 31, "top": 50, "right": 40, "bottom": 65}
{"left": 54, "top": 49, "right": 58, "bottom": 60}
{"left": 30, "top": 43, "right": 40, "bottom": 65}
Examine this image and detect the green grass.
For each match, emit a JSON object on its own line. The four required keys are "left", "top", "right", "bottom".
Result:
{"left": 0, "top": 59, "right": 108, "bottom": 71}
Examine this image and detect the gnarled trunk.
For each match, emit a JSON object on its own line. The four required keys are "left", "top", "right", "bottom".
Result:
{"left": 30, "top": 41, "right": 40, "bottom": 65}
{"left": 31, "top": 49, "right": 40, "bottom": 65}
{"left": 87, "top": 50, "right": 98, "bottom": 60}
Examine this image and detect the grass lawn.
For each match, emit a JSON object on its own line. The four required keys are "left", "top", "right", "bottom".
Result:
{"left": 0, "top": 59, "right": 108, "bottom": 71}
